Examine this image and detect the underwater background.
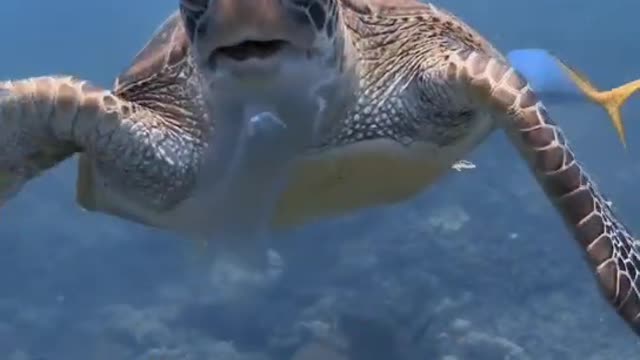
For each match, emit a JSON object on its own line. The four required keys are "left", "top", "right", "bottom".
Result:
{"left": 1, "top": 0, "right": 639, "bottom": 359}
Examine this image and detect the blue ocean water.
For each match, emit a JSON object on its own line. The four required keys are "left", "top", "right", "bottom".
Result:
{"left": 0, "top": 0, "right": 639, "bottom": 359}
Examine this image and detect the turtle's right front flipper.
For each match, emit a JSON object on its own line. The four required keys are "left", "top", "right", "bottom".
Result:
{"left": 0, "top": 76, "right": 202, "bottom": 228}
{"left": 0, "top": 77, "right": 88, "bottom": 206}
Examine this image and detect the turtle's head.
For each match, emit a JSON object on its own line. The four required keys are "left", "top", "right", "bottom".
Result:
{"left": 180, "top": 0, "right": 356, "bottom": 150}
{"left": 180, "top": 0, "right": 344, "bottom": 79}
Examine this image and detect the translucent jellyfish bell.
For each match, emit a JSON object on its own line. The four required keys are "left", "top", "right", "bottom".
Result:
{"left": 200, "top": 109, "right": 295, "bottom": 270}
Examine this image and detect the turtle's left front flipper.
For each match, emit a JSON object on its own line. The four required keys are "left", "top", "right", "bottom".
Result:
{"left": 449, "top": 49, "right": 640, "bottom": 335}
{"left": 0, "top": 75, "right": 198, "bottom": 227}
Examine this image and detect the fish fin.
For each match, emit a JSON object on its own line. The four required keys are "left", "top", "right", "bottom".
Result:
{"left": 554, "top": 56, "right": 640, "bottom": 148}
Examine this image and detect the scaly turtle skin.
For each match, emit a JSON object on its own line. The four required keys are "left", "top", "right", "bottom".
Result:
{"left": 1, "top": 0, "right": 640, "bottom": 335}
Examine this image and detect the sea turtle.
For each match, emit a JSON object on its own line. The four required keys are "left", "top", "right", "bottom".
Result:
{"left": 1, "top": 0, "right": 640, "bottom": 336}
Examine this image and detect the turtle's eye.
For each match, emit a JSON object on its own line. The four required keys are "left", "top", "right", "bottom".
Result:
{"left": 180, "top": 0, "right": 209, "bottom": 41}
{"left": 286, "top": 0, "right": 332, "bottom": 33}
{"left": 180, "top": 0, "right": 209, "bottom": 11}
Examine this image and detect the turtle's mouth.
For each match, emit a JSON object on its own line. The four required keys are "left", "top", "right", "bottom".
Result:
{"left": 213, "top": 40, "right": 290, "bottom": 62}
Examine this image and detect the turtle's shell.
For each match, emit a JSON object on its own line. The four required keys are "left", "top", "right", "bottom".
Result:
{"left": 114, "top": 10, "right": 190, "bottom": 91}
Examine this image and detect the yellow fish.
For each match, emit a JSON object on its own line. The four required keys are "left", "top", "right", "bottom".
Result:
{"left": 508, "top": 48, "right": 640, "bottom": 147}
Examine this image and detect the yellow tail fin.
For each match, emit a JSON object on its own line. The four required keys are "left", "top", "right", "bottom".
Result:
{"left": 554, "top": 58, "right": 640, "bottom": 148}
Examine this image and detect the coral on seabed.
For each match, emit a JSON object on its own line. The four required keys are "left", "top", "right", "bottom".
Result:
{"left": 1, "top": 135, "right": 639, "bottom": 359}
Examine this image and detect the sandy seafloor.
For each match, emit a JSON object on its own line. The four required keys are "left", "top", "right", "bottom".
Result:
{"left": 0, "top": 0, "right": 639, "bottom": 359}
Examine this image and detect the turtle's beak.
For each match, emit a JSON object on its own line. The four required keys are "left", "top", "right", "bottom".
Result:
{"left": 212, "top": 39, "right": 291, "bottom": 62}
{"left": 195, "top": 0, "right": 317, "bottom": 65}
